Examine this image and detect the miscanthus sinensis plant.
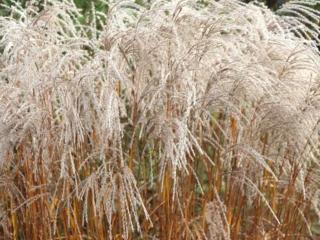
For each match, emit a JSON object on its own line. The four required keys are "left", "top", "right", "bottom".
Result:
{"left": 0, "top": 0, "right": 319, "bottom": 239}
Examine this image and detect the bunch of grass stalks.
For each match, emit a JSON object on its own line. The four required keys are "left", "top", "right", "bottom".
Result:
{"left": 0, "top": 0, "right": 320, "bottom": 239}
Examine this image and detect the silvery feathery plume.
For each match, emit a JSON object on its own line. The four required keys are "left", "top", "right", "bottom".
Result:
{"left": 0, "top": 0, "right": 319, "bottom": 238}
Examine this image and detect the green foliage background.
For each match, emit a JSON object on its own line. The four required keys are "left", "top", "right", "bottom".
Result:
{"left": 0, "top": 0, "right": 319, "bottom": 19}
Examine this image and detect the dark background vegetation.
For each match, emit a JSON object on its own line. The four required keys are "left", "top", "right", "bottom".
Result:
{"left": 0, "top": 0, "right": 319, "bottom": 16}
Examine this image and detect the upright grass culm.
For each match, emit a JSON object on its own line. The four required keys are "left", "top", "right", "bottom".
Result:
{"left": 0, "top": 0, "right": 320, "bottom": 239}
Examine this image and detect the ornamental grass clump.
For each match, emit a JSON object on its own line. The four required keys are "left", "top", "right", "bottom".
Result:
{"left": 0, "top": 0, "right": 320, "bottom": 239}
